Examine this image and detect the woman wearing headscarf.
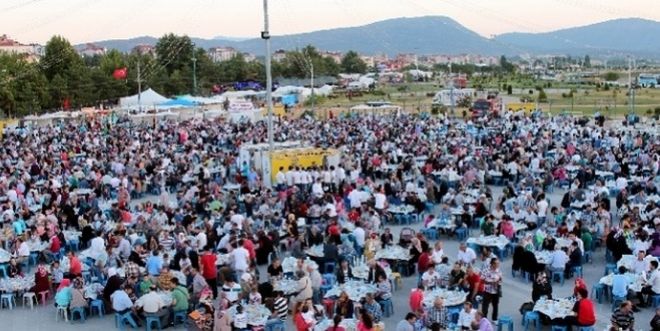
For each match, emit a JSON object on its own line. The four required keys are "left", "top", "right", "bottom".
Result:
{"left": 572, "top": 277, "right": 588, "bottom": 297}
{"left": 54, "top": 279, "right": 73, "bottom": 308}
{"left": 103, "top": 267, "right": 123, "bottom": 303}
{"left": 70, "top": 277, "right": 89, "bottom": 310}
{"left": 532, "top": 271, "right": 553, "bottom": 302}
{"left": 30, "top": 263, "right": 51, "bottom": 294}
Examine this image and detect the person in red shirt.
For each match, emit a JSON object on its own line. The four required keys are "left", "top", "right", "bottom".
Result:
{"left": 49, "top": 231, "right": 61, "bottom": 254}
{"left": 68, "top": 251, "right": 82, "bottom": 278}
{"left": 463, "top": 265, "right": 483, "bottom": 302}
{"left": 417, "top": 247, "right": 432, "bottom": 274}
{"left": 199, "top": 246, "right": 218, "bottom": 299}
{"left": 242, "top": 235, "right": 256, "bottom": 262}
{"left": 562, "top": 288, "right": 596, "bottom": 331}
{"left": 409, "top": 284, "right": 425, "bottom": 314}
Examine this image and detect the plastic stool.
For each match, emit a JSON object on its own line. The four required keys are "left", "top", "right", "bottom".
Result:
{"left": 651, "top": 294, "right": 660, "bottom": 308}
{"left": 322, "top": 274, "right": 337, "bottom": 286}
{"left": 551, "top": 270, "right": 565, "bottom": 285}
{"left": 523, "top": 311, "right": 540, "bottom": 331}
{"left": 69, "top": 240, "right": 80, "bottom": 252}
{"left": 90, "top": 299, "right": 105, "bottom": 317}
{"left": 455, "top": 227, "right": 468, "bottom": 241}
{"left": 173, "top": 310, "right": 188, "bottom": 326}
{"left": 29, "top": 252, "right": 39, "bottom": 266}
{"left": 612, "top": 296, "right": 626, "bottom": 312}
{"left": 0, "top": 293, "right": 15, "bottom": 309}
{"left": 571, "top": 266, "right": 583, "bottom": 278}
{"left": 324, "top": 262, "right": 335, "bottom": 275}
{"left": 38, "top": 290, "right": 49, "bottom": 305}
{"left": 71, "top": 307, "right": 86, "bottom": 322}
{"left": 497, "top": 316, "right": 514, "bottom": 331}
{"left": 591, "top": 284, "right": 605, "bottom": 304}
{"left": 146, "top": 316, "right": 162, "bottom": 331}
{"left": 379, "top": 298, "right": 394, "bottom": 318}
{"left": 115, "top": 312, "right": 138, "bottom": 330}
{"left": 422, "top": 228, "right": 438, "bottom": 240}
{"left": 604, "top": 263, "right": 617, "bottom": 276}
{"left": 55, "top": 305, "right": 68, "bottom": 321}
{"left": 0, "top": 264, "right": 8, "bottom": 279}
{"left": 320, "top": 284, "right": 332, "bottom": 297}
{"left": 22, "top": 292, "right": 37, "bottom": 309}
{"left": 577, "top": 327, "right": 594, "bottom": 331}
{"left": 265, "top": 320, "right": 286, "bottom": 331}
{"left": 447, "top": 307, "right": 461, "bottom": 323}
{"left": 551, "top": 326, "right": 567, "bottom": 331}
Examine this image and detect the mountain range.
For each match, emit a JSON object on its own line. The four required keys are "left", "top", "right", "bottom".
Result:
{"left": 78, "top": 16, "right": 660, "bottom": 57}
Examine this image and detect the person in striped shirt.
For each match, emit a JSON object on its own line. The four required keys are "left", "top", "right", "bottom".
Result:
{"left": 611, "top": 301, "right": 635, "bottom": 331}
{"left": 273, "top": 290, "right": 288, "bottom": 320}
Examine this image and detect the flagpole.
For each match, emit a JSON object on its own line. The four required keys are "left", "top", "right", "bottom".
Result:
{"left": 263, "top": 0, "right": 274, "bottom": 152}
{"left": 137, "top": 58, "right": 142, "bottom": 112}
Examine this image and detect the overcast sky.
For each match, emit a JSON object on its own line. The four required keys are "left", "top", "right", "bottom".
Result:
{"left": 1, "top": 0, "right": 658, "bottom": 44}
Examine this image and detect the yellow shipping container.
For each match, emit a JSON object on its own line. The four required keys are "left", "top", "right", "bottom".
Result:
{"left": 269, "top": 148, "right": 338, "bottom": 182}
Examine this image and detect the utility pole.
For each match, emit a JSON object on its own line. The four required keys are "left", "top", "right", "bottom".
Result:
{"left": 449, "top": 63, "right": 455, "bottom": 118}
{"left": 262, "top": 0, "right": 274, "bottom": 151}
{"left": 192, "top": 56, "right": 197, "bottom": 95}
{"left": 137, "top": 58, "right": 142, "bottom": 112}
{"left": 310, "top": 61, "right": 315, "bottom": 114}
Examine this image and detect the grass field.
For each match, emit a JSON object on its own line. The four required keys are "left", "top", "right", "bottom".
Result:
{"left": 313, "top": 81, "right": 660, "bottom": 118}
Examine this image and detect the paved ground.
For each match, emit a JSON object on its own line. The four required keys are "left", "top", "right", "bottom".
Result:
{"left": 0, "top": 186, "right": 655, "bottom": 330}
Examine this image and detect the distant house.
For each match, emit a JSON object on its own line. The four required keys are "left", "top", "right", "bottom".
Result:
{"left": 0, "top": 34, "right": 43, "bottom": 61}
{"left": 132, "top": 44, "right": 156, "bottom": 57}
{"left": 272, "top": 49, "right": 287, "bottom": 62}
{"left": 242, "top": 52, "right": 256, "bottom": 62}
{"left": 209, "top": 47, "right": 238, "bottom": 62}
{"left": 79, "top": 43, "right": 106, "bottom": 57}
{"left": 319, "top": 51, "right": 342, "bottom": 63}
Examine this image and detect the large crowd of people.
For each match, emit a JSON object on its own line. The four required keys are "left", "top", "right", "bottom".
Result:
{"left": 0, "top": 109, "right": 657, "bottom": 331}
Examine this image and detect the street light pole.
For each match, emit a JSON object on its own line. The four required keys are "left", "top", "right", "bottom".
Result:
{"left": 192, "top": 56, "right": 197, "bottom": 95}
{"left": 310, "top": 61, "right": 314, "bottom": 114}
{"left": 262, "top": 0, "right": 274, "bottom": 152}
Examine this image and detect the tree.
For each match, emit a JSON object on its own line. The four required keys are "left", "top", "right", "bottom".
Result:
{"left": 499, "top": 56, "right": 515, "bottom": 73}
{"left": 604, "top": 72, "right": 620, "bottom": 81}
{"left": 155, "top": 33, "right": 194, "bottom": 75}
{"left": 507, "top": 85, "right": 513, "bottom": 95}
{"left": 538, "top": 89, "right": 548, "bottom": 103}
{"left": 340, "top": 51, "right": 367, "bottom": 74}
{"left": 42, "top": 36, "right": 91, "bottom": 108}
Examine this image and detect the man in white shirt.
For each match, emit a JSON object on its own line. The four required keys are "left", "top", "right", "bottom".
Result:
{"left": 275, "top": 167, "right": 286, "bottom": 190}
{"left": 632, "top": 251, "right": 650, "bottom": 274}
{"left": 89, "top": 232, "right": 106, "bottom": 259}
{"left": 231, "top": 239, "right": 250, "bottom": 275}
{"left": 458, "top": 301, "right": 477, "bottom": 329}
{"left": 431, "top": 242, "right": 445, "bottom": 265}
{"left": 285, "top": 167, "right": 294, "bottom": 187}
{"left": 311, "top": 178, "right": 324, "bottom": 198}
{"left": 639, "top": 260, "right": 660, "bottom": 306}
{"left": 136, "top": 285, "right": 170, "bottom": 326}
{"left": 353, "top": 224, "right": 366, "bottom": 253}
{"left": 457, "top": 243, "right": 477, "bottom": 265}
{"left": 16, "top": 239, "right": 30, "bottom": 264}
{"left": 347, "top": 187, "right": 363, "bottom": 209}
{"left": 195, "top": 230, "right": 207, "bottom": 251}
{"left": 550, "top": 247, "right": 569, "bottom": 272}
{"left": 374, "top": 190, "right": 387, "bottom": 211}
{"left": 421, "top": 266, "right": 441, "bottom": 288}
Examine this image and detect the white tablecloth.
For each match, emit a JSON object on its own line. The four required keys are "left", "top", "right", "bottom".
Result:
{"left": 323, "top": 280, "right": 377, "bottom": 302}
{"left": 305, "top": 245, "right": 324, "bottom": 258}
{"left": 599, "top": 273, "right": 645, "bottom": 292}
{"left": 273, "top": 278, "right": 299, "bottom": 296}
{"left": 375, "top": 246, "right": 412, "bottom": 261}
{"left": 227, "top": 304, "right": 271, "bottom": 326}
{"left": 422, "top": 288, "right": 467, "bottom": 307}
{"left": 617, "top": 255, "right": 659, "bottom": 271}
{"left": 0, "top": 276, "right": 35, "bottom": 292}
{"left": 533, "top": 298, "right": 575, "bottom": 320}
{"left": 314, "top": 318, "right": 357, "bottom": 331}
{"left": 282, "top": 257, "right": 318, "bottom": 274}
{"left": 467, "top": 235, "right": 510, "bottom": 250}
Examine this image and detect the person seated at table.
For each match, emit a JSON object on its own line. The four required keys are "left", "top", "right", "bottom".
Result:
{"left": 54, "top": 278, "right": 73, "bottom": 308}
{"left": 481, "top": 217, "right": 495, "bottom": 236}
{"left": 477, "top": 247, "right": 496, "bottom": 272}
{"left": 458, "top": 301, "right": 477, "bottom": 331}
{"left": 7, "top": 257, "right": 21, "bottom": 278}
{"left": 611, "top": 300, "right": 635, "bottom": 331}
{"left": 498, "top": 216, "right": 515, "bottom": 239}
{"left": 425, "top": 297, "right": 449, "bottom": 329}
{"left": 361, "top": 293, "right": 383, "bottom": 323}
{"left": 549, "top": 246, "right": 569, "bottom": 274}
{"left": 380, "top": 228, "right": 394, "bottom": 248}
{"left": 232, "top": 304, "right": 250, "bottom": 331}
{"left": 409, "top": 284, "right": 424, "bottom": 315}
{"left": 67, "top": 250, "right": 83, "bottom": 279}
{"left": 638, "top": 260, "right": 660, "bottom": 307}
{"left": 266, "top": 256, "right": 284, "bottom": 278}
{"left": 135, "top": 284, "right": 170, "bottom": 327}
{"left": 565, "top": 241, "right": 583, "bottom": 278}
{"left": 356, "top": 308, "right": 375, "bottom": 331}
{"left": 450, "top": 262, "right": 466, "bottom": 288}
{"left": 375, "top": 274, "right": 392, "bottom": 302}
{"left": 532, "top": 271, "right": 553, "bottom": 302}
{"left": 554, "top": 288, "right": 595, "bottom": 331}
{"left": 367, "top": 260, "right": 386, "bottom": 284}
{"left": 30, "top": 262, "right": 51, "bottom": 294}
{"left": 111, "top": 284, "right": 140, "bottom": 326}
{"left": 70, "top": 277, "right": 89, "bottom": 311}
{"left": 336, "top": 259, "right": 353, "bottom": 284}
{"left": 557, "top": 222, "right": 570, "bottom": 237}
{"left": 542, "top": 235, "right": 557, "bottom": 251}
{"left": 421, "top": 264, "right": 441, "bottom": 289}
{"left": 335, "top": 291, "right": 354, "bottom": 318}
{"left": 169, "top": 277, "right": 189, "bottom": 313}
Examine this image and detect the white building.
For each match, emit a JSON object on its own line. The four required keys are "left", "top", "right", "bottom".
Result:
{"left": 0, "top": 35, "right": 43, "bottom": 61}
{"left": 209, "top": 46, "right": 238, "bottom": 62}
{"left": 79, "top": 43, "right": 106, "bottom": 57}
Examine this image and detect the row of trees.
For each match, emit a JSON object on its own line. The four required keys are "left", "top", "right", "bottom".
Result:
{"left": 0, "top": 33, "right": 369, "bottom": 117}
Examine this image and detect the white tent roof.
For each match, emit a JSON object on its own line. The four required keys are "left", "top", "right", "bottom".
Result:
{"left": 119, "top": 88, "right": 171, "bottom": 110}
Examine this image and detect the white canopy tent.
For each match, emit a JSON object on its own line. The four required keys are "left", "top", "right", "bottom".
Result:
{"left": 119, "top": 88, "right": 171, "bottom": 110}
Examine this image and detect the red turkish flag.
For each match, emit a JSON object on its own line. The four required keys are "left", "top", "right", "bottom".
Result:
{"left": 62, "top": 98, "right": 70, "bottom": 110}
{"left": 112, "top": 67, "right": 127, "bottom": 80}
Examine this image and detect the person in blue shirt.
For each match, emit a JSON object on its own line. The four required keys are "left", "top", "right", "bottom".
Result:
{"left": 12, "top": 217, "right": 26, "bottom": 236}
{"left": 146, "top": 250, "right": 163, "bottom": 277}
{"left": 612, "top": 266, "right": 629, "bottom": 300}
